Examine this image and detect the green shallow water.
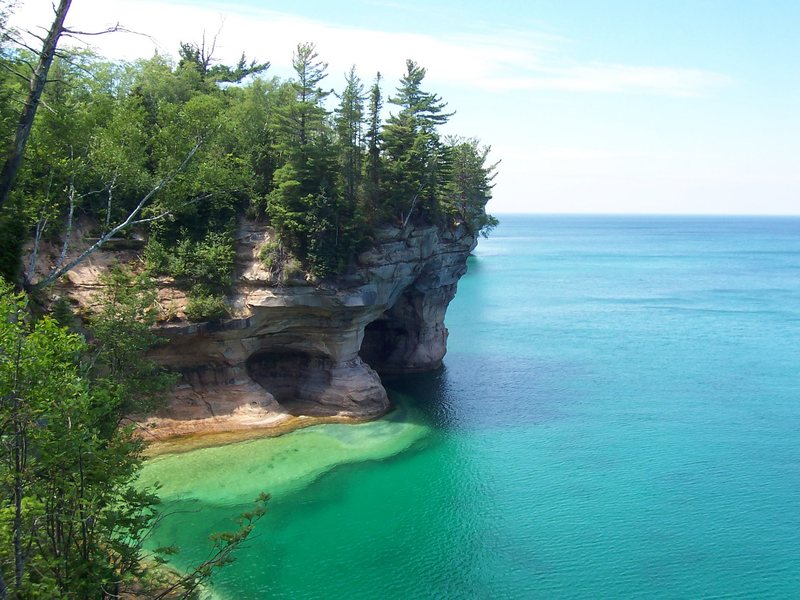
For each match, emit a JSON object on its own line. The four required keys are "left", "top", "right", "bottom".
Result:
{"left": 139, "top": 400, "right": 430, "bottom": 507}
{"left": 141, "top": 215, "right": 800, "bottom": 599}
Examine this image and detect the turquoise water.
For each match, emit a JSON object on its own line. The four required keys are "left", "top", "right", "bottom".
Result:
{"left": 142, "top": 215, "right": 800, "bottom": 598}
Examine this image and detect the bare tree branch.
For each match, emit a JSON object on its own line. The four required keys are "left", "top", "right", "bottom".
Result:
{"left": 401, "top": 187, "right": 423, "bottom": 230}
{"left": 105, "top": 172, "right": 117, "bottom": 228}
{"left": 61, "top": 22, "right": 127, "bottom": 37}
{"left": 0, "top": 61, "right": 33, "bottom": 82}
{"left": 52, "top": 176, "right": 77, "bottom": 276}
{"left": 32, "top": 140, "right": 203, "bottom": 289}
{"left": 18, "top": 27, "right": 47, "bottom": 44}
{"left": 37, "top": 97, "right": 57, "bottom": 115}
{"left": 148, "top": 493, "right": 268, "bottom": 600}
{"left": 27, "top": 215, "right": 47, "bottom": 284}
{"left": 400, "top": 153, "right": 440, "bottom": 230}
{"left": 65, "top": 24, "right": 159, "bottom": 52}
{"left": 49, "top": 52, "right": 95, "bottom": 78}
{"left": 3, "top": 31, "right": 44, "bottom": 54}
{"left": 128, "top": 193, "right": 210, "bottom": 226}
{"left": 25, "top": 171, "right": 53, "bottom": 284}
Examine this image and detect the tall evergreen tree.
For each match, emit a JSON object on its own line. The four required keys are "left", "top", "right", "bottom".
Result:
{"left": 363, "top": 72, "right": 383, "bottom": 224}
{"left": 287, "top": 42, "right": 330, "bottom": 151}
{"left": 268, "top": 43, "right": 340, "bottom": 271}
{"left": 382, "top": 60, "right": 453, "bottom": 226}
{"left": 335, "top": 66, "right": 365, "bottom": 210}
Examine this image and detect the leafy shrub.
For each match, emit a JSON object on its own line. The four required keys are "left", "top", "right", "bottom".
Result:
{"left": 282, "top": 256, "right": 306, "bottom": 284}
{"left": 170, "top": 231, "right": 236, "bottom": 294}
{"left": 89, "top": 266, "right": 176, "bottom": 416}
{"left": 258, "top": 239, "right": 279, "bottom": 271}
{"left": 143, "top": 238, "right": 171, "bottom": 276}
{"left": 184, "top": 293, "right": 228, "bottom": 322}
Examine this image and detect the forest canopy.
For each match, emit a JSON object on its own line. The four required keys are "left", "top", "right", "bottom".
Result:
{"left": 0, "top": 37, "right": 497, "bottom": 289}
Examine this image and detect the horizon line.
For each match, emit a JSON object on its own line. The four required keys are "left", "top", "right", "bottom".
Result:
{"left": 489, "top": 211, "right": 800, "bottom": 218}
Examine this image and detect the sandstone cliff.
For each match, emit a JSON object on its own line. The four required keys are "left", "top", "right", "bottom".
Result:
{"left": 59, "top": 220, "right": 477, "bottom": 439}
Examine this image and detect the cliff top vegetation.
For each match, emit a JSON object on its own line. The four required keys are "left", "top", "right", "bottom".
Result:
{"left": 0, "top": 31, "right": 498, "bottom": 302}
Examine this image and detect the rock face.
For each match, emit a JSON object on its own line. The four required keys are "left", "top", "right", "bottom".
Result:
{"left": 138, "top": 221, "right": 477, "bottom": 438}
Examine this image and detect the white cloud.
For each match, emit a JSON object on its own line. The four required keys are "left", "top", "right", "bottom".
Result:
{"left": 474, "top": 63, "right": 730, "bottom": 96}
{"left": 9, "top": 0, "right": 729, "bottom": 97}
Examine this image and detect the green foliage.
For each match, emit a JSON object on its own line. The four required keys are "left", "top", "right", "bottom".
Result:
{"left": 88, "top": 266, "right": 176, "bottom": 418}
{"left": 382, "top": 60, "right": 454, "bottom": 226}
{"left": 146, "top": 230, "right": 237, "bottom": 299}
{"left": 257, "top": 237, "right": 305, "bottom": 284}
{"left": 258, "top": 238, "right": 280, "bottom": 271}
{"left": 171, "top": 231, "right": 236, "bottom": 295}
{"left": 282, "top": 256, "right": 306, "bottom": 283}
{"left": 50, "top": 294, "right": 76, "bottom": 329}
{"left": 0, "top": 277, "right": 262, "bottom": 597}
{"left": 0, "top": 38, "right": 497, "bottom": 293}
{"left": 184, "top": 292, "right": 228, "bottom": 322}
{"left": 443, "top": 137, "right": 499, "bottom": 236}
{"left": 0, "top": 278, "right": 161, "bottom": 597}
{"left": 143, "top": 237, "right": 171, "bottom": 276}
{"left": 178, "top": 34, "right": 269, "bottom": 85}
{"left": 335, "top": 66, "right": 365, "bottom": 209}
{"left": 363, "top": 72, "right": 383, "bottom": 224}
{"left": 282, "top": 42, "right": 331, "bottom": 151}
{"left": 265, "top": 43, "right": 338, "bottom": 276}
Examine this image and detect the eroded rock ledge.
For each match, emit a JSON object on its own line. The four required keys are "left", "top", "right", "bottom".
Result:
{"left": 133, "top": 221, "right": 477, "bottom": 440}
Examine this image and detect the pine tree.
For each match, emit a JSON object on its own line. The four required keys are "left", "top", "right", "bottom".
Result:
{"left": 363, "top": 72, "right": 383, "bottom": 224}
{"left": 269, "top": 44, "right": 329, "bottom": 255}
{"left": 334, "top": 66, "right": 365, "bottom": 210}
{"left": 288, "top": 42, "right": 330, "bottom": 151}
{"left": 381, "top": 60, "right": 453, "bottom": 226}
{"left": 178, "top": 31, "right": 269, "bottom": 84}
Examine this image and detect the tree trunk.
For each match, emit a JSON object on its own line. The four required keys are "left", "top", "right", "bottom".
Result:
{"left": 0, "top": 0, "right": 72, "bottom": 211}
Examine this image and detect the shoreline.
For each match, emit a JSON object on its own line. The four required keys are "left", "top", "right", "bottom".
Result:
{"left": 139, "top": 405, "right": 392, "bottom": 458}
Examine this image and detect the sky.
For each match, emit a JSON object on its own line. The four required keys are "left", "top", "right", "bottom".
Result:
{"left": 10, "top": 0, "right": 800, "bottom": 215}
